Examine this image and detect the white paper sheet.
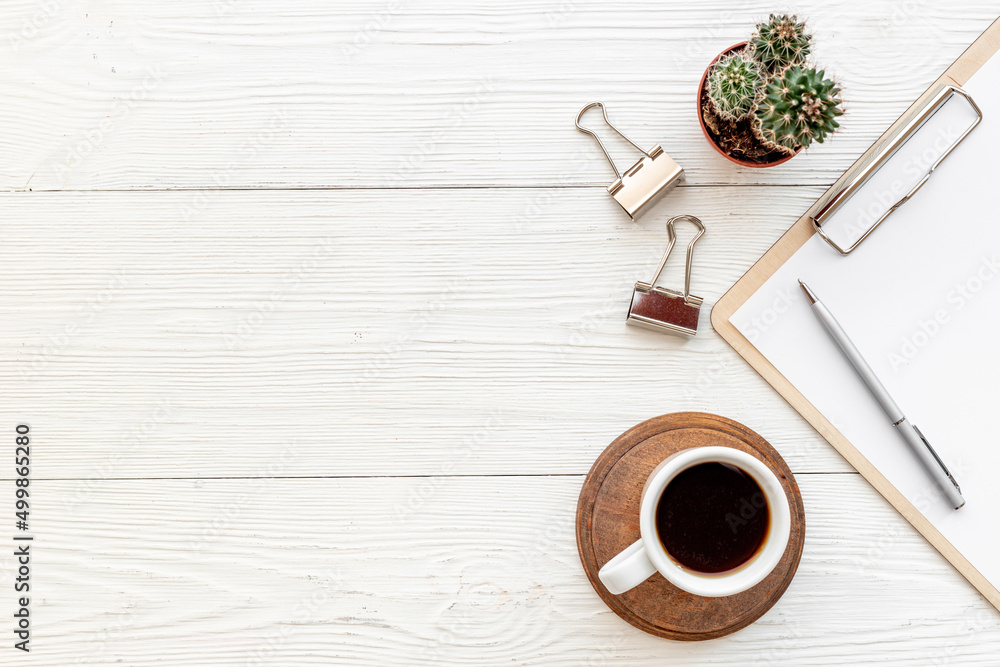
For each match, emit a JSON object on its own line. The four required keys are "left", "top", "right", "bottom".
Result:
{"left": 732, "top": 53, "right": 1000, "bottom": 589}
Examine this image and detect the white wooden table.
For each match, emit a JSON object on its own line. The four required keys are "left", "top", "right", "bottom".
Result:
{"left": 3, "top": 1, "right": 1000, "bottom": 664}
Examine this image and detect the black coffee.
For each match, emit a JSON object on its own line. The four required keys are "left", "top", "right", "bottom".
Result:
{"left": 654, "top": 462, "right": 769, "bottom": 573}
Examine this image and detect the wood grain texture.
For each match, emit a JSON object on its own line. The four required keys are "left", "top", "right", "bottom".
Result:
{"left": 0, "top": 1, "right": 997, "bottom": 190}
{"left": 577, "top": 413, "right": 805, "bottom": 640}
{"left": 2, "top": 186, "right": 858, "bottom": 479}
{"left": 7, "top": 475, "right": 999, "bottom": 666}
{"left": 1, "top": 1, "right": 998, "bottom": 663}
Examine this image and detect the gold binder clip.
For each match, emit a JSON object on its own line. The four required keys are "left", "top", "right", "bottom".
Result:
{"left": 626, "top": 215, "right": 705, "bottom": 337}
{"left": 575, "top": 102, "right": 684, "bottom": 221}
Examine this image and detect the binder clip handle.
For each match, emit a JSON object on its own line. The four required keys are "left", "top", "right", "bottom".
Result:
{"left": 575, "top": 102, "right": 654, "bottom": 179}
{"left": 650, "top": 215, "right": 705, "bottom": 303}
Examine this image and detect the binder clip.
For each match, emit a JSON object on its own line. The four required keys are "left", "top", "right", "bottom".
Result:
{"left": 575, "top": 102, "right": 684, "bottom": 221}
{"left": 626, "top": 215, "right": 705, "bottom": 337}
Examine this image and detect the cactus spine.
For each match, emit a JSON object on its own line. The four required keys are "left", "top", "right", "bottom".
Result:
{"left": 750, "top": 14, "right": 811, "bottom": 73}
{"left": 755, "top": 65, "right": 843, "bottom": 153}
{"left": 707, "top": 51, "right": 763, "bottom": 120}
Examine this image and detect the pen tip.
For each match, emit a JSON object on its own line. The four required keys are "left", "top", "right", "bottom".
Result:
{"left": 798, "top": 279, "right": 818, "bottom": 304}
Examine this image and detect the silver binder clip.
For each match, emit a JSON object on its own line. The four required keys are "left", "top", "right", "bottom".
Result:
{"left": 626, "top": 215, "right": 705, "bottom": 336}
{"left": 575, "top": 102, "right": 684, "bottom": 221}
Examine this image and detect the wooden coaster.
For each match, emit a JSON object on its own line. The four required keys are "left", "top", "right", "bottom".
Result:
{"left": 576, "top": 412, "right": 805, "bottom": 641}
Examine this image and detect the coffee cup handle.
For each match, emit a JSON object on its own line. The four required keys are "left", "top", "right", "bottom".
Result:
{"left": 597, "top": 539, "right": 657, "bottom": 594}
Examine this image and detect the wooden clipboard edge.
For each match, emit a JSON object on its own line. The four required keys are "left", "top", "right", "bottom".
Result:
{"left": 711, "top": 16, "right": 1000, "bottom": 612}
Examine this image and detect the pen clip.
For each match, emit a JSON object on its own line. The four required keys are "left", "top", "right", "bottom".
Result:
{"left": 913, "top": 424, "right": 961, "bottom": 493}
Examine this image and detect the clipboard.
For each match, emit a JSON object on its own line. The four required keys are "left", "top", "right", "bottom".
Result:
{"left": 712, "top": 17, "right": 1000, "bottom": 611}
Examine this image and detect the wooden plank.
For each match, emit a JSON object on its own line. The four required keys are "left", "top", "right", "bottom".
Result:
{"left": 1, "top": 3, "right": 995, "bottom": 662}
{"left": 711, "top": 18, "right": 1000, "bottom": 612}
{"left": 0, "top": 186, "right": 861, "bottom": 479}
{"left": 10, "top": 475, "right": 1000, "bottom": 665}
{"left": 0, "top": 1, "right": 995, "bottom": 190}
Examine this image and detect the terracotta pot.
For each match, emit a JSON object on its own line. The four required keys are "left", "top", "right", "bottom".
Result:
{"left": 697, "top": 42, "right": 800, "bottom": 168}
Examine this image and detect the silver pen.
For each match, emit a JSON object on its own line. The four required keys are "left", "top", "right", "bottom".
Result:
{"left": 798, "top": 280, "right": 965, "bottom": 510}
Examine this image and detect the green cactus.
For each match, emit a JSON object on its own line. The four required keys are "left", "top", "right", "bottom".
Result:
{"left": 707, "top": 51, "right": 764, "bottom": 120}
{"left": 750, "top": 14, "right": 811, "bottom": 73}
{"left": 755, "top": 65, "right": 844, "bottom": 153}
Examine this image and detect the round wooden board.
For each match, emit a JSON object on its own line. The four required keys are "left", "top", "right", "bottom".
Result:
{"left": 576, "top": 412, "right": 806, "bottom": 641}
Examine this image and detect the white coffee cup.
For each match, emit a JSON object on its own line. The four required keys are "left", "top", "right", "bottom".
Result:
{"left": 597, "top": 446, "right": 791, "bottom": 597}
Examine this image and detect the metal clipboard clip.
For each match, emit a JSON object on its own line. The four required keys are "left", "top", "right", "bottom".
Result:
{"left": 626, "top": 215, "right": 705, "bottom": 337}
{"left": 575, "top": 102, "right": 684, "bottom": 221}
{"left": 811, "top": 85, "right": 982, "bottom": 255}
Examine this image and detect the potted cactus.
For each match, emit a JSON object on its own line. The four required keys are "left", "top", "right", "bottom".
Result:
{"left": 697, "top": 14, "right": 844, "bottom": 167}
